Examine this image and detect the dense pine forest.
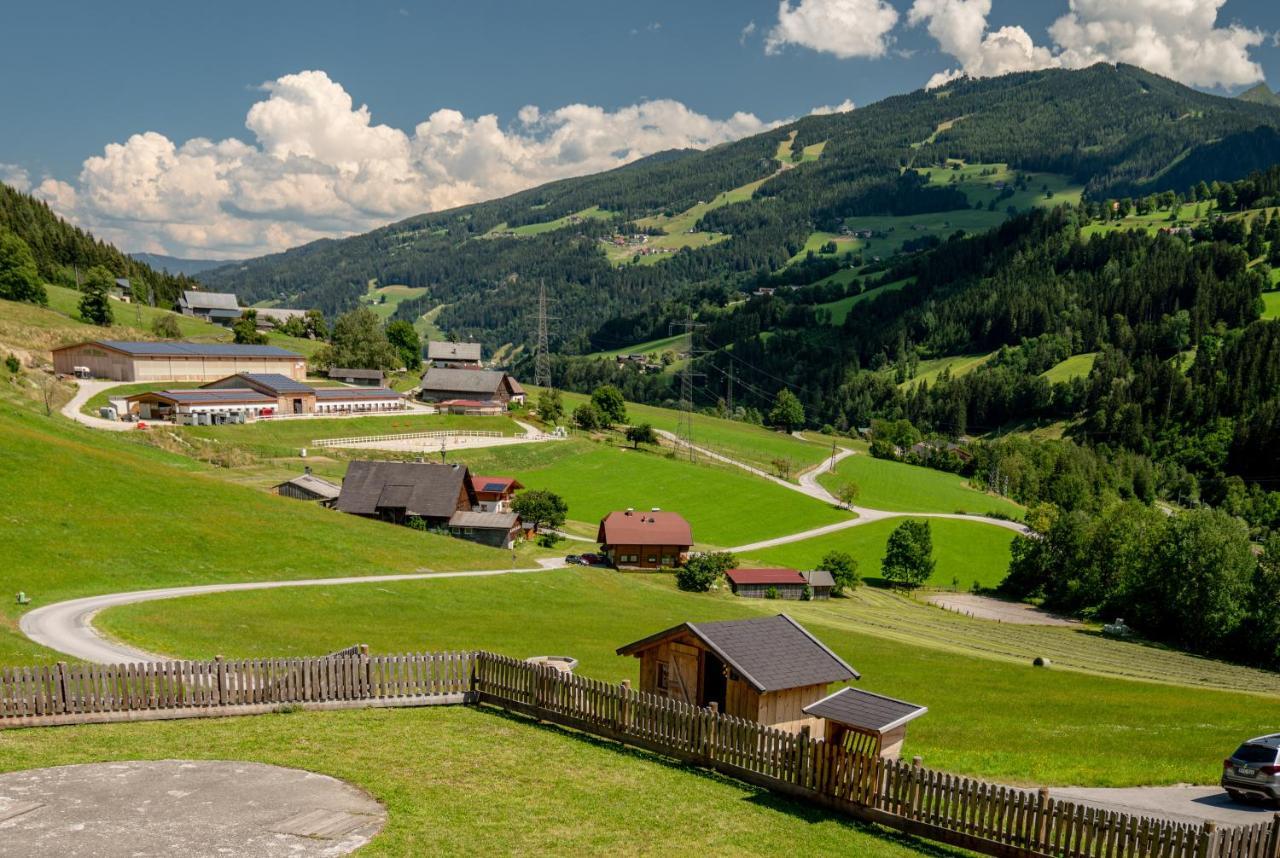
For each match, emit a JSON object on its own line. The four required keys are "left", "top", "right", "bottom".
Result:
{"left": 0, "top": 183, "right": 199, "bottom": 308}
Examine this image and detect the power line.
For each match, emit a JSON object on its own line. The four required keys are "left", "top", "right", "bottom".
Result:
{"left": 670, "top": 315, "right": 706, "bottom": 462}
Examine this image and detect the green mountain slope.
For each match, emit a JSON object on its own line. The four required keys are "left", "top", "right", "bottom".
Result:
{"left": 1238, "top": 83, "right": 1280, "bottom": 108}
{"left": 199, "top": 65, "right": 1280, "bottom": 353}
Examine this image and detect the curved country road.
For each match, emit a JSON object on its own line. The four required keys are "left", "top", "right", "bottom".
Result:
{"left": 21, "top": 563, "right": 564, "bottom": 664}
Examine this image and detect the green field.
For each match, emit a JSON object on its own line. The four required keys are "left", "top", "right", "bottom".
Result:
{"left": 506, "top": 441, "right": 850, "bottom": 548}
{"left": 901, "top": 352, "right": 995, "bottom": 389}
{"left": 485, "top": 205, "right": 613, "bottom": 237}
{"left": 0, "top": 397, "right": 513, "bottom": 665}
{"left": 589, "top": 332, "right": 691, "bottom": 359}
{"left": 815, "top": 278, "right": 913, "bottom": 325}
{"left": 818, "top": 452, "right": 1023, "bottom": 518}
{"left": 95, "top": 565, "right": 1276, "bottom": 788}
{"left": 785, "top": 230, "right": 859, "bottom": 265}
{"left": 360, "top": 282, "right": 429, "bottom": 320}
{"left": 548, "top": 388, "right": 833, "bottom": 477}
{"left": 1041, "top": 352, "right": 1099, "bottom": 383}
{"left": 742, "top": 516, "right": 1015, "bottom": 591}
{"left": 182, "top": 411, "right": 523, "bottom": 455}
{"left": 0, "top": 706, "right": 945, "bottom": 857}
{"left": 916, "top": 162, "right": 1082, "bottom": 212}
{"left": 1263, "top": 291, "right": 1280, "bottom": 320}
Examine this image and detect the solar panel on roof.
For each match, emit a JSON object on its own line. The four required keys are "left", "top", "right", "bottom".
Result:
{"left": 482, "top": 482, "right": 507, "bottom": 492}
{"left": 97, "top": 340, "right": 301, "bottom": 358}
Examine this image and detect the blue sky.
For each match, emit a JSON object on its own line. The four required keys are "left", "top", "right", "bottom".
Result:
{"left": 2, "top": 0, "right": 1277, "bottom": 257}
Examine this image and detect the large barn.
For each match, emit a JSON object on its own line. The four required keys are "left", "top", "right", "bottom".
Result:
{"left": 52, "top": 341, "right": 306, "bottom": 382}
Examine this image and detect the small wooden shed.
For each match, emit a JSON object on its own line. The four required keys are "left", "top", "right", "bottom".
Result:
{"left": 616, "top": 614, "right": 859, "bottom": 735}
{"left": 802, "top": 686, "right": 927, "bottom": 760}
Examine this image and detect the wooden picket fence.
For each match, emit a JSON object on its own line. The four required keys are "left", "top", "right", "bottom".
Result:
{"left": 2, "top": 649, "right": 1276, "bottom": 858}
{"left": 469, "top": 652, "right": 1280, "bottom": 858}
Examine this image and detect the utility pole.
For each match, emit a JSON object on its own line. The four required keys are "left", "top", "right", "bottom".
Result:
{"left": 533, "top": 281, "right": 552, "bottom": 390}
{"left": 726, "top": 363, "right": 734, "bottom": 415}
{"left": 671, "top": 314, "right": 706, "bottom": 463}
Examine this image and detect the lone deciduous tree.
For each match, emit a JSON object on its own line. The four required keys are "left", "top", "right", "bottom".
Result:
{"left": 511, "top": 489, "right": 568, "bottom": 532}
{"left": 882, "top": 520, "right": 935, "bottom": 588}
{"left": 78, "top": 266, "right": 115, "bottom": 326}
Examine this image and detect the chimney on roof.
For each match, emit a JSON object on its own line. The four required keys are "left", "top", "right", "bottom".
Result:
{"left": 414, "top": 456, "right": 425, "bottom": 464}
{"left": 650, "top": 507, "right": 660, "bottom": 512}
{"left": 304, "top": 466, "right": 311, "bottom": 476}
{"left": 452, "top": 463, "right": 460, "bottom": 470}
{"left": 624, "top": 508, "right": 633, "bottom": 516}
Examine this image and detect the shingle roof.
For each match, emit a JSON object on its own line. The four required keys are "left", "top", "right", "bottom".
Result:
{"left": 128, "top": 389, "right": 274, "bottom": 405}
{"left": 428, "top": 341, "right": 482, "bottom": 362}
{"left": 448, "top": 510, "right": 520, "bottom": 530}
{"left": 328, "top": 368, "right": 385, "bottom": 381}
{"left": 597, "top": 510, "right": 692, "bottom": 546}
{"left": 802, "top": 687, "right": 927, "bottom": 734}
{"left": 420, "top": 367, "right": 507, "bottom": 395}
{"left": 617, "top": 614, "right": 858, "bottom": 693}
{"left": 203, "top": 373, "right": 313, "bottom": 395}
{"left": 65, "top": 340, "right": 302, "bottom": 359}
{"left": 181, "top": 290, "right": 240, "bottom": 311}
{"left": 803, "top": 569, "right": 837, "bottom": 588}
{"left": 335, "top": 461, "right": 473, "bottom": 519}
{"left": 313, "top": 387, "right": 402, "bottom": 400}
{"left": 726, "top": 568, "right": 806, "bottom": 586}
{"left": 275, "top": 473, "right": 342, "bottom": 500}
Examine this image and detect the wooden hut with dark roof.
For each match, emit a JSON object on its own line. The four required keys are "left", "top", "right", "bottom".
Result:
{"left": 802, "top": 687, "right": 927, "bottom": 760}
{"left": 335, "top": 461, "right": 476, "bottom": 527}
{"left": 617, "top": 614, "right": 858, "bottom": 734}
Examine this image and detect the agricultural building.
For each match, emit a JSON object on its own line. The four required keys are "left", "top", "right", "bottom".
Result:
{"left": 328, "top": 368, "right": 385, "bottom": 386}
{"left": 597, "top": 510, "right": 692, "bottom": 569}
{"left": 447, "top": 510, "right": 522, "bottom": 549}
{"left": 617, "top": 614, "right": 858, "bottom": 735}
{"left": 427, "top": 341, "right": 483, "bottom": 368}
{"left": 802, "top": 687, "right": 927, "bottom": 760}
{"left": 272, "top": 469, "right": 341, "bottom": 504}
{"left": 418, "top": 368, "right": 525, "bottom": 407}
{"left": 53, "top": 340, "right": 306, "bottom": 383}
{"left": 124, "top": 373, "right": 403, "bottom": 421}
{"left": 177, "top": 290, "right": 241, "bottom": 324}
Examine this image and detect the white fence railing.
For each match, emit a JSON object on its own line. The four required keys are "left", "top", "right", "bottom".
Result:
{"left": 312, "top": 429, "right": 506, "bottom": 447}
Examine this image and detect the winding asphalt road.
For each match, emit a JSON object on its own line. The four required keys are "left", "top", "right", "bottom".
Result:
{"left": 20, "top": 562, "right": 565, "bottom": 664}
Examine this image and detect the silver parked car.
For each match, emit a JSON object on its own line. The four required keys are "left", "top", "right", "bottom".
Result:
{"left": 1222, "top": 734, "right": 1280, "bottom": 804}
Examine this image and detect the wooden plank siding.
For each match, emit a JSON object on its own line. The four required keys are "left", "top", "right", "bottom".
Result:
{"left": 1, "top": 650, "right": 1272, "bottom": 858}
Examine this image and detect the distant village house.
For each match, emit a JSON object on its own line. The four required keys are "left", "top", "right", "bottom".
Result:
{"left": 597, "top": 509, "right": 692, "bottom": 569}
{"left": 418, "top": 367, "right": 525, "bottom": 410}
{"left": 427, "top": 341, "right": 483, "bottom": 368}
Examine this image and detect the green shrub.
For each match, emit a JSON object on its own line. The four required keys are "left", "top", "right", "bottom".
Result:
{"left": 675, "top": 551, "right": 736, "bottom": 592}
{"left": 764, "top": 586, "right": 779, "bottom": 600}
{"left": 4, "top": 353, "right": 19, "bottom": 374}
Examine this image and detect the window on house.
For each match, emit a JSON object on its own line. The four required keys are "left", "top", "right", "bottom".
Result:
{"left": 661, "top": 555, "right": 673, "bottom": 566}
{"left": 646, "top": 555, "right": 657, "bottom": 564}
{"left": 656, "top": 662, "right": 669, "bottom": 691}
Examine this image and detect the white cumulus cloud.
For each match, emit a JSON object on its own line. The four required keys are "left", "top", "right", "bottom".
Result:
{"left": 810, "top": 99, "right": 857, "bottom": 115}
{"left": 0, "top": 163, "right": 31, "bottom": 193}
{"left": 32, "top": 70, "right": 779, "bottom": 258}
{"left": 907, "top": 0, "right": 1266, "bottom": 91}
{"left": 765, "top": 0, "right": 900, "bottom": 59}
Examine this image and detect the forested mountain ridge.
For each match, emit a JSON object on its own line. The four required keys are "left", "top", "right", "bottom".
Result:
{"left": 199, "top": 64, "right": 1280, "bottom": 351}
{"left": 0, "top": 183, "right": 200, "bottom": 307}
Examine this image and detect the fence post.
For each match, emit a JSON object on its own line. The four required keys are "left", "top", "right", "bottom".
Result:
{"left": 1267, "top": 813, "right": 1280, "bottom": 858}
{"left": 359, "top": 645, "right": 371, "bottom": 698}
{"left": 54, "top": 661, "right": 69, "bottom": 714}
{"left": 470, "top": 651, "right": 480, "bottom": 697}
{"left": 214, "top": 655, "right": 226, "bottom": 706}
{"left": 1196, "top": 820, "right": 1218, "bottom": 858}
{"left": 707, "top": 702, "right": 719, "bottom": 762}
{"left": 908, "top": 755, "right": 923, "bottom": 818}
{"left": 1035, "top": 786, "right": 1051, "bottom": 850}
{"left": 619, "top": 680, "right": 631, "bottom": 733}
{"left": 797, "top": 724, "right": 810, "bottom": 789}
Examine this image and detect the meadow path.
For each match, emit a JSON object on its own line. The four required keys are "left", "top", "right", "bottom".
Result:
{"left": 62, "top": 379, "right": 132, "bottom": 431}
{"left": 20, "top": 560, "right": 566, "bottom": 664}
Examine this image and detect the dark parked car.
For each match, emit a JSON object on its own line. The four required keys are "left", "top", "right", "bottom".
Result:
{"left": 1223, "top": 734, "right": 1280, "bottom": 804}
{"left": 580, "top": 553, "right": 604, "bottom": 565}
{"left": 564, "top": 554, "right": 583, "bottom": 565}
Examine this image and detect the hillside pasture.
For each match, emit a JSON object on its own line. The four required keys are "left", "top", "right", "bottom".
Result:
{"left": 505, "top": 441, "right": 850, "bottom": 548}
{"left": 360, "top": 282, "right": 429, "bottom": 320}
{"left": 1041, "top": 352, "right": 1099, "bottom": 383}
{"left": 484, "top": 205, "right": 613, "bottom": 237}
{"left": 547, "top": 388, "right": 834, "bottom": 476}
{"left": 901, "top": 352, "right": 995, "bottom": 389}
{"left": 741, "top": 516, "right": 1015, "bottom": 591}
{"left": 814, "top": 278, "right": 914, "bottom": 325}
{"left": 95, "top": 564, "right": 1279, "bottom": 788}
{"left": 0, "top": 398, "right": 514, "bottom": 666}
{"left": 817, "top": 452, "right": 1023, "bottom": 518}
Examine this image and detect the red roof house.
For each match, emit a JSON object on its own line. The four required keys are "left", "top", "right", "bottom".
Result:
{"left": 597, "top": 510, "right": 693, "bottom": 569}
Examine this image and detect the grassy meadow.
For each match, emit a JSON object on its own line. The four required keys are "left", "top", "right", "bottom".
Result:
{"left": 503, "top": 441, "right": 850, "bottom": 548}
{"left": 547, "top": 388, "right": 834, "bottom": 477}
{"left": 1041, "top": 352, "right": 1099, "bottom": 383}
{"left": 901, "top": 352, "right": 995, "bottom": 389}
{"left": 815, "top": 277, "right": 913, "bottom": 325}
{"left": 95, "top": 565, "right": 1278, "bottom": 788}
{"left": 741, "top": 516, "right": 1016, "bottom": 591}
{"left": 0, "top": 398, "right": 517, "bottom": 666}
{"left": 0, "top": 706, "right": 951, "bottom": 857}
{"left": 818, "top": 452, "right": 1023, "bottom": 518}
